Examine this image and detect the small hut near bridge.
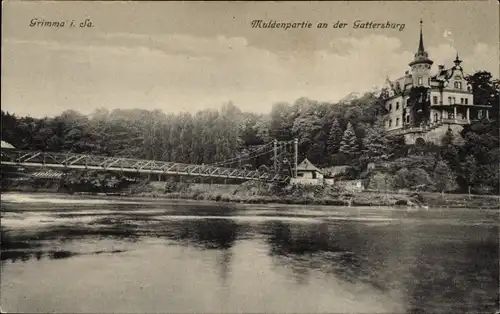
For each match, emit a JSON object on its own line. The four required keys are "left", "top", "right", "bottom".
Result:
{"left": 290, "top": 158, "right": 329, "bottom": 186}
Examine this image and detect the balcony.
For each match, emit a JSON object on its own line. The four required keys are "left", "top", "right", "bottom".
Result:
{"left": 386, "top": 118, "right": 478, "bottom": 136}
{"left": 440, "top": 118, "right": 470, "bottom": 125}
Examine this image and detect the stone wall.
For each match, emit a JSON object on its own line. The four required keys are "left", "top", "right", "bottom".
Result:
{"left": 403, "top": 124, "right": 464, "bottom": 145}
{"left": 334, "top": 179, "right": 364, "bottom": 192}
{"left": 290, "top": 178, "right": 320, "bottom": 186}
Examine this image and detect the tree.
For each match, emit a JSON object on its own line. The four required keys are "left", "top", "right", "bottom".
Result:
{"left": 461, "top": 155, "right": 478, "bottom": 196}
{"left": 386, "top": 134, "right": 407, "bottom": 159}
{"left": 4, "top": 84, "right": 499, "bottom": 196}
{"left": 308, "top": 130, "right": 327, "bottom": 165}
{"left": 466, "top": 71, "right": 499, "bottom": 120}
{"left": 339, "top": 122, "right": 360, "bottom": 162}
{"left": 433, "top": 160, "right": 458, "bottom": 195}
{"left": 368, "top": 172, "right": 394, "bottom": 191}
{"left": 461, "top": 120, "right": 499, "bottom": 165}
{"left": 1, "top": 111, "right": 20, "bottom": 146}
{"left": 410, "top": 168, "right": 435, "bottom": 191}
{"left": 327, "top": 117, "right": 343, "bottom": 156}
{"left": 269, "top": 102, "right": 294, "bottom": 140}
{"left": 292, "top": 105, "right": 323, "bottom": 161}
{"left": 178, "top": 113, "right": 194, "bottom": 161}
{"left": 440, "top": 128, "right": 460, "bottom": 170}
{"left": 393, "top": 168, "right": 411, "bottom": 190}
{"left": 362, "top": 123, "right": 392, "bottom": 163}
{"left": 459, "top": 120, "right": 500, "bottom": 195}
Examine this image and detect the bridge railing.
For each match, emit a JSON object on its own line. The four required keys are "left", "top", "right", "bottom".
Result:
{"left": 0, "top": 149, "right": 289, "bottom": 183}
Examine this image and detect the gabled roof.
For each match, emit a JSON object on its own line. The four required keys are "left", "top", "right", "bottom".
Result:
{"left": 1, "top": 141, "right": 15, "bottom": 149}
{"left": 431, "top": 64, "right": 466, "bottom": 84}
{"left": 296, "top": 158, "right": 322, "bottom": 173}
{"left": 432, "top": 67, "right": 453, "bottom": 81}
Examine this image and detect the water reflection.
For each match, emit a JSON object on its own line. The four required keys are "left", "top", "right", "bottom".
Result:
{"left": 1, "top": 247, "right": 127, "bottom": 264}
{"left": 261, "top": 220, "right": 500, "bottom": 313}
{"left": 1, "top": 199, "right": 499, "bottom": 314}
{"left": 265, "top": 221, "right": 343, "bottom": 255}
{"left": 158, "top": 219, "right": 240, "bottom": 283}
{"left": 404, "top": 227, "right": 499, "bottom": 313}
{"left": 160, "top": 219, "right": 239, "bottom": 250}
{"left": 0, "top": 229, "right": 128, "bottom": 264}
{"left": 262, "top": 221, "right": 376, "bottom": 287}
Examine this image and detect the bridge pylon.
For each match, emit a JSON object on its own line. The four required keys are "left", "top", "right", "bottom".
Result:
{"left": 273, "top": 139, "right": 278, "bottom": 173}
{"left": 293, "top": 138, "right": 298, "bottom": 178}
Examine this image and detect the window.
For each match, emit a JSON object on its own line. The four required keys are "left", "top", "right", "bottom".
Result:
{"left": 433, "top": 96, "right": 438, "bottom": 104}
{"left": 396, "top": 102, "right": 400, "bottom": 110}
{"left": 448, "top": 97, "right": 452, "bottom": 104}
{"left": 418, "top": 76, "right": 423, "bottom": 85}
{"left": 452, "top": 97, "right": 456, "bottom": 104}
{"left": 448, "top": 111, "right": 454, "bottom": 119}
{"left": 460, "top": 98, "right": 464, "bottom": 104}
{"left": 434, "top": 113, "right": 438, "bottom": 122}
{"left": 454, "top": 81, "right": 462, "bottom": 89}
{"left": 465, "top": 98, "right": 468, "bottom": 105}
{"left": 389, "top": 119, "right": 392, "bottom": 127}
{"left": 478, "top": 110, "right": 483, "bottom": 119}
{"left": 396, "top": 118, "right": 399, "bottom": 126}
{"left": 406, "top": 115, "right": 410, "bottom": 123}
{"left": 388, "top": 103, "right": 392, "bottom": 112}
{"left": 406, "top": 99, "right": 410, "bottom": 106}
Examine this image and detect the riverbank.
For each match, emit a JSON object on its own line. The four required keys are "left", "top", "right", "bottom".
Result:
{"left": 130, "top": 181, "right": 500, "bottom": 210}
{"left": 2, "top": 180, "right": 498, "bottom": 210}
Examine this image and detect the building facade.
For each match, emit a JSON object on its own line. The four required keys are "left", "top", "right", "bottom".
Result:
{"left": 290, "top": 158, "right": 329, "bottom": 186}
{"left": 382, "top": 20, "right": 491, "bottom": 144}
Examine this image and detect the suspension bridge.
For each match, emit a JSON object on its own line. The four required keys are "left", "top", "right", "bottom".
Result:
{"left": 0, "top": 139, "right": 299, "bottom": 183}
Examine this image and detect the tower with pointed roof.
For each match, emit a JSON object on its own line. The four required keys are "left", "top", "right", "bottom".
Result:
{"left": 409, "top": 19, "right": 433, "bottom": 88}
{"left": 381, "top": 20, "right": 491, "bottom": 145}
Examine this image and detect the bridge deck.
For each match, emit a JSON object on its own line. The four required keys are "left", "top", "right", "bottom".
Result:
{"left": 1, "top": 150, "right": 289, "bottom": 183}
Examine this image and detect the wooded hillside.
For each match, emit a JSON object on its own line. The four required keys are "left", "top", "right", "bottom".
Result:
{"left": 1, "top": 71, "right": 498, "bottom": 194}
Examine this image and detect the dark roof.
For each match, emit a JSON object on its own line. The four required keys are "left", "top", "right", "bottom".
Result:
{"left": 296, "top": 158, "right": 322, "bottom": 173}
{"left": 417, "top": 20, "right": 425, "bottom": 55}
{"left": 409, "top": 20, "right": 433, "bottom": 66}
{"left": 432, "top": 64, "right": 466, "bottom": 83}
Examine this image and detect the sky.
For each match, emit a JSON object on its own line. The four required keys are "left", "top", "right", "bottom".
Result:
{"left": 2, "top": 1, "right": 499, "bottom": 118}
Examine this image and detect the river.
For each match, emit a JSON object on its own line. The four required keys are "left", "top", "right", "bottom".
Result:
{"left": 1, "top": 193, "right": 498, "bottom": 313}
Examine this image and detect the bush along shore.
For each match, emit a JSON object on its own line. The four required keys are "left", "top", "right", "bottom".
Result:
{"left": 130, "top": 180, "right": 500, "bottom": 210}
{"left": 1, "top": 173, "right": 498, "bottom": 210}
